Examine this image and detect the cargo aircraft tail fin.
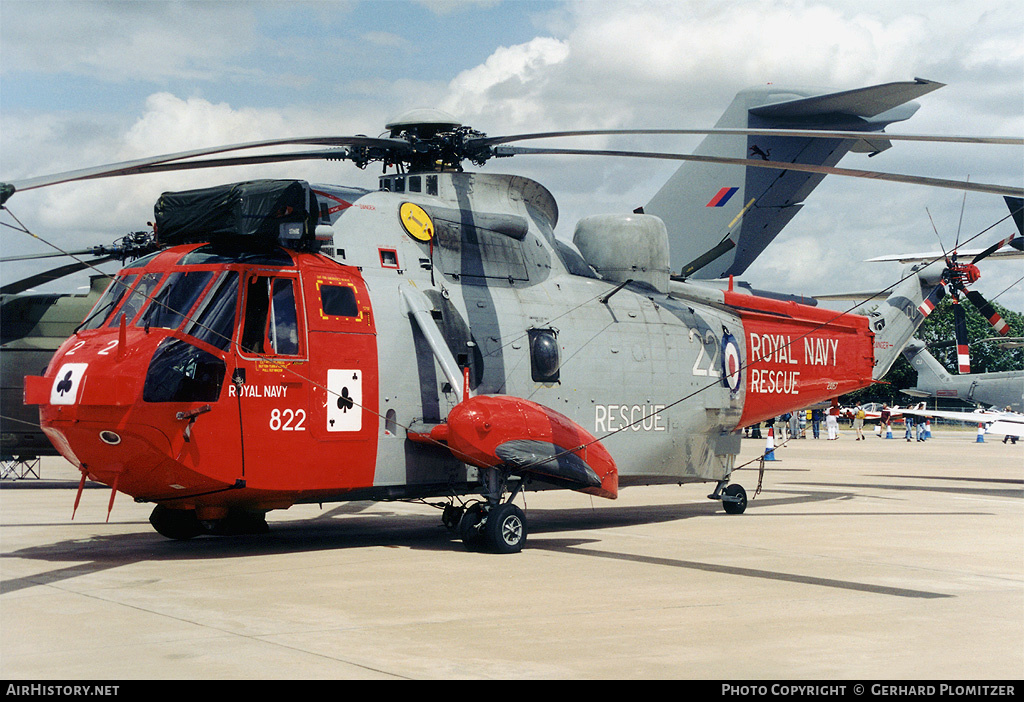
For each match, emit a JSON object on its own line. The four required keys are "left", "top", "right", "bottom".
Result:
{"left": 644, "top": 78, "right": 944, "bottom": 279}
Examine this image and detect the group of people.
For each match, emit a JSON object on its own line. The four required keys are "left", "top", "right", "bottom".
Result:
{"left": 745, "top": 402, "right": 933, "bottom": 443}
{"left": 903, "top": 413, "right": 929, "bottom": 442}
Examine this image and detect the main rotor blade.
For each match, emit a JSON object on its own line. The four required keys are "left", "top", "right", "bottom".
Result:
{"left": 1, "top": 248, "right": 109, "bottom": 263}
{"left": 471, "top": 128, "right": 1024, "bottom": 148}
{"left": 965, "top": 290, "right": 1011, "bottom": 336}
{"left": 88, "top": 149, "right": 357, "bottom": 177}
{"left": 3, "top": 136, "right": 409, "bottom": 196}
{"left": 494, "top": 145, "right": 1024, "bottom": 198}
{"left": 0, "top": 256, "right": 116, "bottom": 295}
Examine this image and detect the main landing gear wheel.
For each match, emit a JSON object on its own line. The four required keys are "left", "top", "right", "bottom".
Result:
{"left": 484, "top": 503, "right": 527, "bottom": 554}
{"left": 457, "top": 502, "right": 527, "bottom": 553}
{"left": 458, "top": 503, "right": 487, "bottom": 551}
{"left": 722, "top": 483, "right": 747, "bottom": 514}
{"left": 149, "top": 505, "right": 203, "bottom": 540}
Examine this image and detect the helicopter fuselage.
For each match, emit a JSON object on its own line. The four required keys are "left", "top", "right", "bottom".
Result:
{"left": 25, "top": 172, "right": 874, "bottom": 526}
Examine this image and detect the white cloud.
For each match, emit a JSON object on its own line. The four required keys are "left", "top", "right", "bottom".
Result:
{"left": 0, "top": 1, "right": 262, "bottom": 82}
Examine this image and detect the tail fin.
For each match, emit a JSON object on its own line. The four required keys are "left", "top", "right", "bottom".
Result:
{"left": 1006, "top": 196, "right": 1023, "bottom": 236}
{"left": 644, "top": 78, "right": 943, "bottom": 279}
{"left": 867, "top": 262, "right": 947, "bottom": 379}
{"left": 901, "top": 339, "right": 955, "bottom": 393}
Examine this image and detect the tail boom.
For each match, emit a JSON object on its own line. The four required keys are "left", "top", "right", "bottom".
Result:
{"left": 725, "top": 290, "right": 875, "bottom": 427}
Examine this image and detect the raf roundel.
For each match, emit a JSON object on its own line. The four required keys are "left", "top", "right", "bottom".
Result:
{"left": 721, "top": 333, "right": 742, "bottom": 393}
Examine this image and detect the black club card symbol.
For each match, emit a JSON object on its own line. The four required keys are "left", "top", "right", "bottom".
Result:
{"left": 55, "top": 370, "right": 74, "bottom": 396}
{"left": 337, "top": 387, "right": 354, "bottom": 413}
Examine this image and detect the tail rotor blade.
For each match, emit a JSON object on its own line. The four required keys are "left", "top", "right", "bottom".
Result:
{"left": 965, "top": 289, "right": 1011, "bottom": 336}
{"left": 917, "top": 283, "right": 946, "bottom": 318}
{"left": 971, "top": 234, "right": 1021, "bottom": 264}
{"left": 952, "top": 300, "right": 971, "bottom": 373}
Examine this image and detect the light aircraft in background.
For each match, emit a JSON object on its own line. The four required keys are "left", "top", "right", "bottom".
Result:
{"left": 901, "top": 405, "right": 1023, "bottom": 442}
{"left": 838, "top": 402, "right": 914, "bottom": 424}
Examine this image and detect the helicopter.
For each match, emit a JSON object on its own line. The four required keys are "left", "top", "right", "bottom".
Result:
{"left": 0, "top": 77, "right": 966, "bottom": 470}
{"left": 4, "top": 80, "right": 1022, "bottom": 553}
{"left": 901, "top": 339, "right": 1023, "bottom": 413}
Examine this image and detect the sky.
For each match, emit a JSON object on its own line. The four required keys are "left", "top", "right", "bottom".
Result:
{"left": 1, "top": 0, "right": 1022, "bottom": 313}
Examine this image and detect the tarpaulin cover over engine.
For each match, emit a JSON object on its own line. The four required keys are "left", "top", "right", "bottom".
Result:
{"left": 154, "top": 179, "right": 320, "bottom": 249}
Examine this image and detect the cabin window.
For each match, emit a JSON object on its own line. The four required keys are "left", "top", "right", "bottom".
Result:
{"left": 320, "top": 284, "right": 359, "bottom": 318}
{"left": 185, "top": 271, "right": 238, "bottom": 351}
{"left": 241, "top": 275, "right": 302, "bottom": 356}
{"left": 529, "top": 328, "right": 560, "bottom": 383}
{"left": 80, "top": 274, "right": 137, "bottom": 331}
{"left": 138, "top": 270, "right": 214, "bottom": 330}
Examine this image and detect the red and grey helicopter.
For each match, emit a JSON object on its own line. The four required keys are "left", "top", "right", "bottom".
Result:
{"left": 3, "top": 78, "right": 1021, "bottom": 552}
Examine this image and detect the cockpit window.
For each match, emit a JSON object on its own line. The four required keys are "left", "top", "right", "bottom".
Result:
{"left": 240, "top": 275, "right": 302, "bottom": 356}
{"left": 184, "top": 271, "right": 238, "bottom": 351}
{"left": 143, "top": 337, "right": 225, "bottom": 403}
{"left": 137, "top": 270, "right": 214, "bottom": 331}
{"left": 80, "top": 274, "right": 137, "bottom": 331}
{"left": 107, "top": 273, "right": 164, "bottom": 327}
{"left": 177, "top": 245, "right": 293, "bottom": 267}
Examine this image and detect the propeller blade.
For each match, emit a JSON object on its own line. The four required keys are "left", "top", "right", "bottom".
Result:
{"left": 2, "top": 136, "right": 410, "bottom": 200}
{"left": 469, "top": 128, "right": 1024, "bottom": 149}
{"left": 965, "top": 289, "right": 1011, "bottom": 336}
{"left": 492, "top": 145, "right": 1024, "bottom": 198}
{"left": 952, "top": 300, "right": 971, "bottom": 373}
{"left": 678, "top": 236, "right": 736, "bottom": 278}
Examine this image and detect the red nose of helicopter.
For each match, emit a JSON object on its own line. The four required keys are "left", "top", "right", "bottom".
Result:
{"left": 25, "top": 181, "right": 382, "bottom": 527}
